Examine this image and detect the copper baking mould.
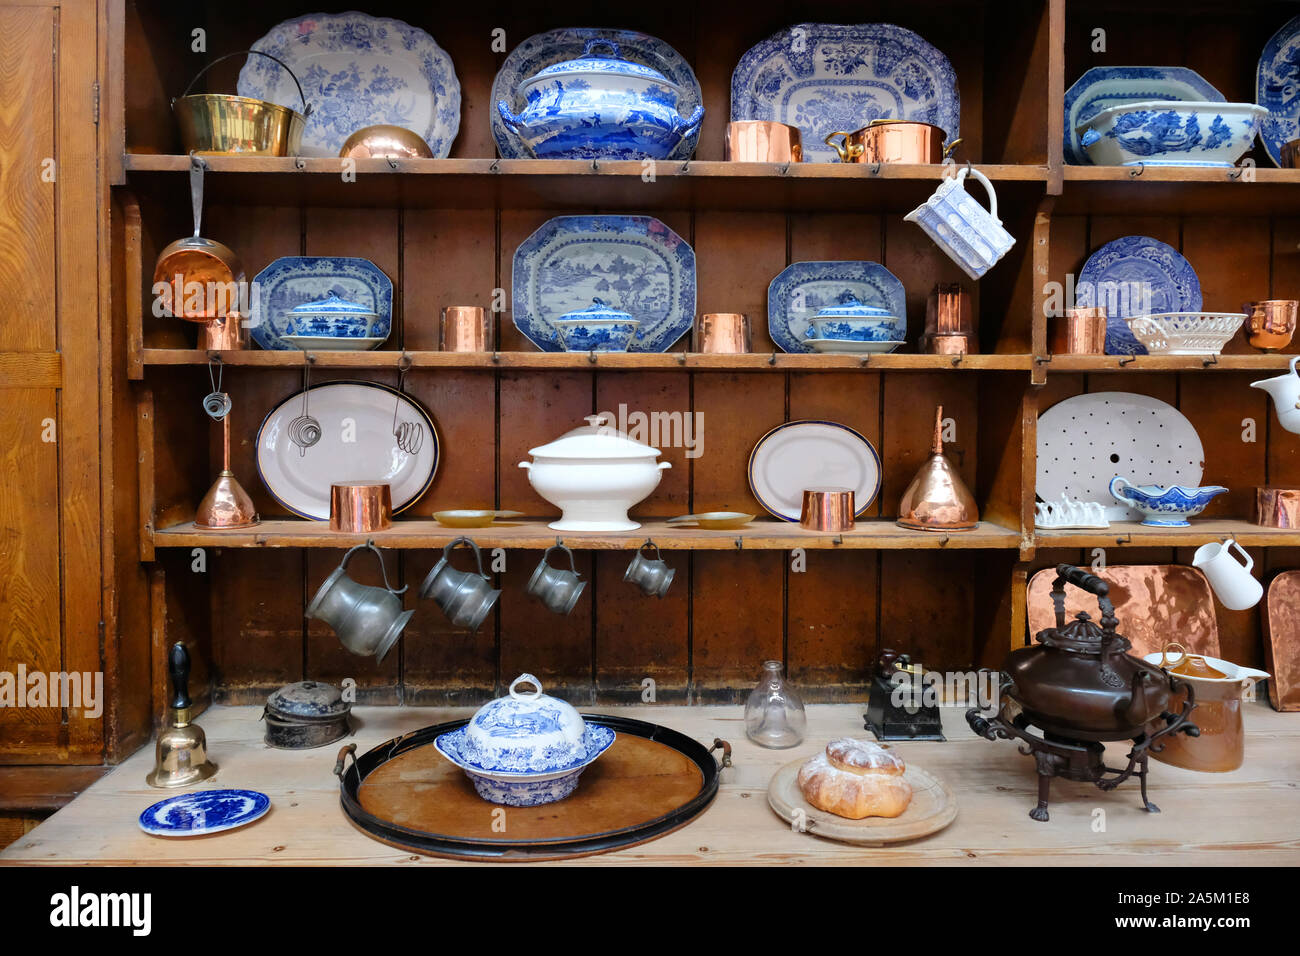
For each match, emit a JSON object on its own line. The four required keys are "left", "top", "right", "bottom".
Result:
{"left": 824, "top": 120, "right": 960, "bottom": 165}
{"left": 330, "top": 482, "right": 393, "bottom": 533}
{"left": 1049, "top": 307, "right": 1108, "bottom": 354}
{"left": 441, "top": 306, "right": 491, "bottom": 352}
{"left": 1263, "top": 571, "right": 1300, "bottom": 711}
{"left": 339, "top": 124, "right": 433, "bottom": 160}
{"left": 799, "top": 487, "right": 855, "bottom": 532}
{"left": 724, "top": 121, "right": 803, "bottom": 163}
{"left": 694, "top": 313, "right": 751, "bottom": 353}
{"left": 921, "top": 284, "right": 976, "bottom": 353}
{"left": 1255, "top": 486, "right": 1300, "bottom": 528}
{"left": 1242, "top": 300, "right": 1298, "bottom": 351}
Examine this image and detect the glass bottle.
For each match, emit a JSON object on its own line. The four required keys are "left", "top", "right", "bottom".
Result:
{"left": 744, "top": 661, "right": 806, "bottom": 748}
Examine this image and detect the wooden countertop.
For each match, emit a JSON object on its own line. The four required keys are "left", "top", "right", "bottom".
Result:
{"left": 3, "top": 703, "right": 1298, "bottom": 866}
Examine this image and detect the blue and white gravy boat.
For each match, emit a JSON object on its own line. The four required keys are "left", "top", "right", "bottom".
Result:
{"left": 1109, "top": 475, "right": 1228, "bottom": 527}
{"left": 435, "top": 673, "right": 615, "bottom": 806}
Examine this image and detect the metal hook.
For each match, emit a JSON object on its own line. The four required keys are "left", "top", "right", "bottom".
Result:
{"left": 1128, "top": 161, "right": 1145, "bottom": 179}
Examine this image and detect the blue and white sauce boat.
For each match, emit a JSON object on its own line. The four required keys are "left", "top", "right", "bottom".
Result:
{"left": 497, "top": 39, "right": 704, "bottom": 160}
{"left": 554, "top": 298, "right": 640, "bottom": 352}
{"left": 804, "top": 296, "right": 899, "bottom": 342}
{"left": 434, "top": 673, "right": 615, "bottom": 807}
{"left": 1109, "top": 475, "right": 1228, "bottom": 527}
{"left": 1079, "top": 101, "right": 1269, "bottom": 167}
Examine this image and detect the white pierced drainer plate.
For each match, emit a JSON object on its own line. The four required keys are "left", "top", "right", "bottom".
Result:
{"left": 1037, "top": 392, "right": 1204, "bottom": 521}
{"left": 1124, "top": 312, "right": 1247, "bottom": 355}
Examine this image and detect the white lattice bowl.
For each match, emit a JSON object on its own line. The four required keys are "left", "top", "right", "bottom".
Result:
{"left": 1123, "top": 312, "right": 1246, "bottom": 355}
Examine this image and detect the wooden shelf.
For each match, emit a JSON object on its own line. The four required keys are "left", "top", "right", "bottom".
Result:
{"left": 1056, "top": 164, "right": 1300, "bottom": 216}
{"left": 1035, "top": 519, "right": 1300, "bottom": 549}
{"left": 1039, "top": 353, "right": 1297, "bottom": 372}
{"left": 151, "top": 517, "right": 1024, "bottom": 551}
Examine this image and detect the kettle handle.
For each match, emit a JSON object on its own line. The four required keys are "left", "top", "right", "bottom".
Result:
{"left": 442, "top": 535, "right": 490, "bottom": 580}
{"left": 1050, "top": 563, "right": 1115, "bottom": 631}
{"left": 340, "top": 542, "right": 408, "bottom": 596}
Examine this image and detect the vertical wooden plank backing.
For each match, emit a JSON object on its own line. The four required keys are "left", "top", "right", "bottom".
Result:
{"left": 694, "top": 212, "right": 786, "bottom": 353}
{"left": 882, "top": 219, "right": 973, "bottom": 350}
{"left": 1182, "top": 219, "right": 1269, "bottom": 354}
{"left": 880, "top": 551, "right": 977, "bottom": 670}
{"left": 402, "top": 209, "right": 496, "bottom": 349}
{"left": 786, "top": 549, "right": 877, "bottom": 693}
{"left": 210, "top": 548, "right": 304, "bottom": 699}
{"left": 1179, "top": 371, "right": 1266, "bottom": 520}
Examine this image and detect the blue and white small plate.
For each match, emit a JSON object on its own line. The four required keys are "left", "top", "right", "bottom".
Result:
{"left": 768, "top": 261, "right": 907, "bottom": 354}
{"left": 1258, "top": 15, "right": 1300, "bottom": 167}
{"left": 251, "top": 257, "right": 393, "bottom": 351}
{"left": 1076, "top": 236, "right": 1201, "bottom": 356}
{"left": 138, "top": 790, "right": 270, "bottom": 837}
{"left": 1064, "top": 67, "right": 1224, "bottom": 165}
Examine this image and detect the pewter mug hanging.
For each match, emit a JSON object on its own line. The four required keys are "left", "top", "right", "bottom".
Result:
{"left": 527, "top": 542, "right": 586, "bottom": 615}
{"left": 624, "top": 541, "right": 674, "bottom": 597}
{"left": 306, "top": 543, "right": 412, "bottom": 663}
{"left": 419, "top": 536, "right": 500, "bottom": 631}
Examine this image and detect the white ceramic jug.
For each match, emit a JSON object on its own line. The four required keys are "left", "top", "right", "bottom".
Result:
{"left": 1250, "top": 355, "right": 1300, "bottom": 434}
{"left": 1192, "top": 539, "right": 1263, "bottom": 610}
{"left": 904, "top": 166, "right": 1016, "bottom": 280}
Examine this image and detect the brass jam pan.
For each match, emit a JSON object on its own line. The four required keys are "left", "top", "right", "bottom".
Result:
{"left": 173, "top": 50, "right": 311, "bottom": 156}
{"left": 825, "top": 120, "right": 961, "bottom": 165}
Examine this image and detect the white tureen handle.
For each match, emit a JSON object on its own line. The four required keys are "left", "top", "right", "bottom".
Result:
{"left": 509, "top": 673, "right": 543, "bottom": 700}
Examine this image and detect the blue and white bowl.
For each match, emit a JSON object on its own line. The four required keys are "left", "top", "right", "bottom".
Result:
{"left": 497, "top": 38, "right": 704, "bottom": 160}
{"left": 434, "top": 673, "right": 615, "bottom": 806}
{"left": 804, "top": 296, "right": 899, "bottom": 342}
{"left": 284, "top": 294, "right": 381, "bottom": 340}
{"left": 555, "top": 298, "right": 640, "bottom": 352}
{"left": 1079, "top": 101, "right": 1268, "bottom": 167}
{"left": 1109, "top": 475, "right": 1228, "bottom": 527}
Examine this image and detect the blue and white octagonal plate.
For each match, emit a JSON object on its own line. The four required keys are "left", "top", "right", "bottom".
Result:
{"left": 1258, "top": 15, "right": 1300, "bottom": 167}
{"left": 238, "top": 12, "right": 461, "bottom": 158}
{"left": 139, "top": 790, "right": 270, "bottom": 837}
{"left": 1076, "top": 236, "right": 1201, "bottom": 356}
{"left": 512, "top": 216, "right": 696, "bottom": 352}
{"left": 731, "top": 23, "right": 960, "bottom": 162}
{"left": 251, "top": 257, "right": 393, "bottom": 351}
{"left": 492, "top": 28, "right": 702, "bottom": 161}
{"left": 768, "top": 261, "right": 906, "bottom": 353}
{"left": 1064, "top": 66, "right": 1224, "bottom": 166}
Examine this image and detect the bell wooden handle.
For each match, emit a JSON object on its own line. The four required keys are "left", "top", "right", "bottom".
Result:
{"left": 167, "top": 641, "right": 192, "bottom": 710}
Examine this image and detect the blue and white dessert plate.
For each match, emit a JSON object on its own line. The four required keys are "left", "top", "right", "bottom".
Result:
{"left": 239, "top": 12, "right": 461, "bottom": 158}
{"left": 1258, "top": 15, "right": 1300, "bottom": 167}
{"left": 492, "top": 28, "right": 702, "bottom": 162}
{"left": 512, "top": 216, "right": 696, "bottom": 352}
{"left": 251, "top": 257, "right": 392, "bottom": 351}
{"left": 731, "top": 23, "right": 960, "bottom": 162}
{"left": 138, "top": 789, "right": 270, "bottom": 837}
{"left": 768, "top": 261, "right": 906, "bottom": 353}
{"left": 1064, "top": 67, "right": 1224, "bottom": 165}
{"left": 1076, "top": 236, "right": 1201, "bottom": 355}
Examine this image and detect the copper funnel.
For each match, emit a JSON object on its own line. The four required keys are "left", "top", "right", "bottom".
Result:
{"left": 897, "top": 405, "right": 979, "bottom": 532}
{"left": 195, "top": 414, "right": 259, "bottom": 529}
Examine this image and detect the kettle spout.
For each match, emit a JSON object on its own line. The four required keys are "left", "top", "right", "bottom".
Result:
{"left": 1119, "top": 668, "right": 1153, "bottom": 726}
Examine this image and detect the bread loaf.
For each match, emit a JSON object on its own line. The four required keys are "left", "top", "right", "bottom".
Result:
{"left": 796, "top": 738, "right": 912, "bottom": 819}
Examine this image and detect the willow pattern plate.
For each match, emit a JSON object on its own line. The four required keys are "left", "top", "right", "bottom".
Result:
{"left": 139, "top": 790, "right": 270, "bottom": 837}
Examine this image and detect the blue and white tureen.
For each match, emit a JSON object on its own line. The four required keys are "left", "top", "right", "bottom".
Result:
{"left": 497, "top": 39, "right": 704, "bottom": 160}
{"left": 435, "top": 673, "right": 615, "bottom": 806}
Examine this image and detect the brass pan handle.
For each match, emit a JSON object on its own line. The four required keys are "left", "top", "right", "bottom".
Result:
{"left": 823, "top": 131, "right": 862, "bottom": 163}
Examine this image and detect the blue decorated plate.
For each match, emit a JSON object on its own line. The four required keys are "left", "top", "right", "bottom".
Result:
{"left": 138, "top": 790, "right": 270, "bottom": 837}
{"left": 434, "top": 724, "right": 616, "bottom": 780}
{"left": 768, "top": 261, "right": 906, "bottom": 354}
{"left": 492, "top": 28, "right": 702, "bottom": 161}
{"left": 238, "top": 12, "right": 461, "bottom": 158}
{"left": 731, "top": 23, "right": 960, "bottom": 162}
{"left": 1064, "top": 67, "right": 1224, "bottom": 165}
{"left": 251, "top": 257, "right": 392, "bottom": 351}
{"left": 1259, "top": 15, "right": 1300, "bottom": 167}
{"left": 1076, "top": 237, "right": 1201, "bottom": 356}
{"left": 512, "top": 216, "right": 696, "bottom": 352}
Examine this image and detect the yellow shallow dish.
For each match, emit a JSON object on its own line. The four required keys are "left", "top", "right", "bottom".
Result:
{"left": 668, "top": 511, "right": 756, "bottom": 530}
{"left": 434, "top": 510, "right": 523, "bottom": 528}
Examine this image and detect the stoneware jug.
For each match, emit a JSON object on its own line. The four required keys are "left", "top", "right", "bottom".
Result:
{"left": 306, "top": 543, "right": 413, "bottom": 663}
{"left": 624, "top": 541, "right": 674, "bottom": 597}
{"left": 527, "top": 543, "right": 587, "bottom": 615}
{"left": 1192, "top": 539, "right": 1263, "bottom": 610}
{"left": 904, "top": 166, "right": 1015, "bottom": 280}
{"left": 1251, "top": 355, "right": 1300, "bottom": 434}
{"left": 419, "top": 536, "right": 501, "bottom": 632}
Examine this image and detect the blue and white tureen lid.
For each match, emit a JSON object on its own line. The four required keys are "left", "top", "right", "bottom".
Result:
{"left": 813, "top": 295, "right": 892, "bottom": 319}
{"left": 557, "top": 297, "right": 637, "bottom": 324}
{"left": 524, "top": 39, "right": 681, "bottom": 92}
{"left": 436, "top": 673, "right": 615, "bottom": 776}
{"left": 288, "top": 293, "right": 376, "bottom": 317}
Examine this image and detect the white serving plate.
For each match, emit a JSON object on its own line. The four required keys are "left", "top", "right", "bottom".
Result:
{"left": 748, "top": 421, "right": 882, "bottom": 521}
{"left": 806, "top": 338, "right": 905, "bottom": 354}
{"left": 256, "top": 382, "right": 438, "bottom": 520}
{"left": 1037, "top": 392, "right": 1204, "bottom": 522}
{"left": 281, "top": 334, "right": 388, "bottom": 352}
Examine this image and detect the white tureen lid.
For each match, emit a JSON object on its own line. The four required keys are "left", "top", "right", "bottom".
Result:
{"left": 527, "top": 414, "right": 663, "bottom": 460}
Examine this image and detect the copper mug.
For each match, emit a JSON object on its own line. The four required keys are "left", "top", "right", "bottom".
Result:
{"left": 824, "top": 120, "right": 960, "bottom": 165}
{"left": 441, "top": 306, "right": 491, "bottom": 352}
{"left": 1049, "top": 307, "right": 1108, "bottom": 354}
{"left": 329, "top": 482, "right": 392, "bottom": 532}
{"left": 1242, "top": 300, "right": 1298, "bottom": 351}
{"left": 694, "top": 313, "right": 751, "bottom": 353}
{"left": 724, "top": 121, "right": 803, "bottom": 163}
{"left": 800, "top": 487, "right": 855, "bottom": 532}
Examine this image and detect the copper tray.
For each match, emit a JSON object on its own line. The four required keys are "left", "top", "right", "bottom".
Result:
{"left": 335, "top": 715, "right": 725, "bottom": 860}
{"left": 1263, "top": 571, "right": 1300, "bottom": 711}
{"left": 1027, "top": 565, "right": 1220, "bottom": 658}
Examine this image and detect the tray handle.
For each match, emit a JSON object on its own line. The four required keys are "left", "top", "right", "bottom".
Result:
{"left": 334, "top": 742, "right": 358, "bottom": 778}
{"left": 709, "top": 738, "right": 732, "bottom": 770}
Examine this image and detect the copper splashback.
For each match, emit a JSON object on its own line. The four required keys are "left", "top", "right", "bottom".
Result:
{"left": 1027, "top": 565, "right": 1220, "bottom": 658}
{"left": 1263, "top": 571, "right": 1300, "bottom": 711}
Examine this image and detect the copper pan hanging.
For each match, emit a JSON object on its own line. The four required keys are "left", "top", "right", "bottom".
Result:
{"left": 153, "top": 155, "right": 245, "bottom": 321}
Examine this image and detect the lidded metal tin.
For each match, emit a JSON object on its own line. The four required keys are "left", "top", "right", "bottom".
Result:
{"left": 263, "top": 681, "right": 351, "bottom": 750}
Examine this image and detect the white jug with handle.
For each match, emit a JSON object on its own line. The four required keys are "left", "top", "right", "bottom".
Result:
{"left": 1250, "top": 355, "right": 1300, "bottom": 434}
{"left": 904, "top": 165, "right": 1016, "bottom": 280}
{"left": 1192, "top": 539, "right": 1263, "bottom": 610}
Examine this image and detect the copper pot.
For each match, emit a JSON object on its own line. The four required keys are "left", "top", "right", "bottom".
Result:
{"left": 153, "top": 158, "right": 244, "bottom": 321}
{"left": 694, "top": 313, "right": 751, "bottom": 353}
{"left": 724, "top": 121, "right": 802, "bottom": 162}
{"left": 441, "top": 306, "right": 491, "bottom": 352}
{"left": 340, "top": 124, "right": 433, "bottom": 160}
{"left": 824, "top": 120, "right": 960, "bottom": 165}
{"left": 1049, "top": 307, "right": 1108, "bottom": 354}
{"left": 1242, "top": 300, "right": 1298, "bottom": 351}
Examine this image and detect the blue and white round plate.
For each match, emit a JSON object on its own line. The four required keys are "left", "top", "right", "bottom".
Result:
{"left": 492, "top": 28, "right": 702, "bottom": 161}
{"left": 251, "top": 257, "right": 392, "bottom": 351}
{"left": 1064, "top": 67, "right": 1223, "bottom": 165}
{"left": 238, "top": 12, "right": 461, "bottom": 158}
{"left": 732, "top": 23, "right": 960, "bottom": 162}
{"left": 1258, "top": 15, "right": 1300, "bottom": 167}
{"left": 1076, "top": 236, "right": 1201, "bottom": 356}
{"left": 138, "top": 790, "right": 270, "bottom": 837}
{"left": 768, "top": 261, "right": 907, "bottom": 353}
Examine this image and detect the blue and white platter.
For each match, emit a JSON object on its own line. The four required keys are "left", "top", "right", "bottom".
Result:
{"left": 731, "top": 23, "right": 960, "bottom": 163}
{"left": 1076, "top": 236, "right": 1201, "bottom": 356}
{"left": 512, "top": 215, "right": 696, "bottom": 352}
{"left": 251, "top": 257, "right": 392, "bottom": 351}
{"left": 1258, "top": 15, "right": 1300, "bottom": 167}
{"left": 768, "top": 261, "right": 906, "bottom": 354}
{"left": 138, "top": 790, "right": 270, "bottom": 837}
{"left": 1064, "top": 66, "right": 1224, "bottom": 165}
{"left": 492, "top": 28, "right": 702, "bottom": 162}
{"left": 239, "top": 12, "right": 461, "bottom": 158}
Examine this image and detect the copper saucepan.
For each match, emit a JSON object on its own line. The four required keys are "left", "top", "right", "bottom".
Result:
{"left": 153, "top": 156, "right": 245, "bottom": 321}
{"left": 825, "top": 120, "right": 961, "bottom": 165}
